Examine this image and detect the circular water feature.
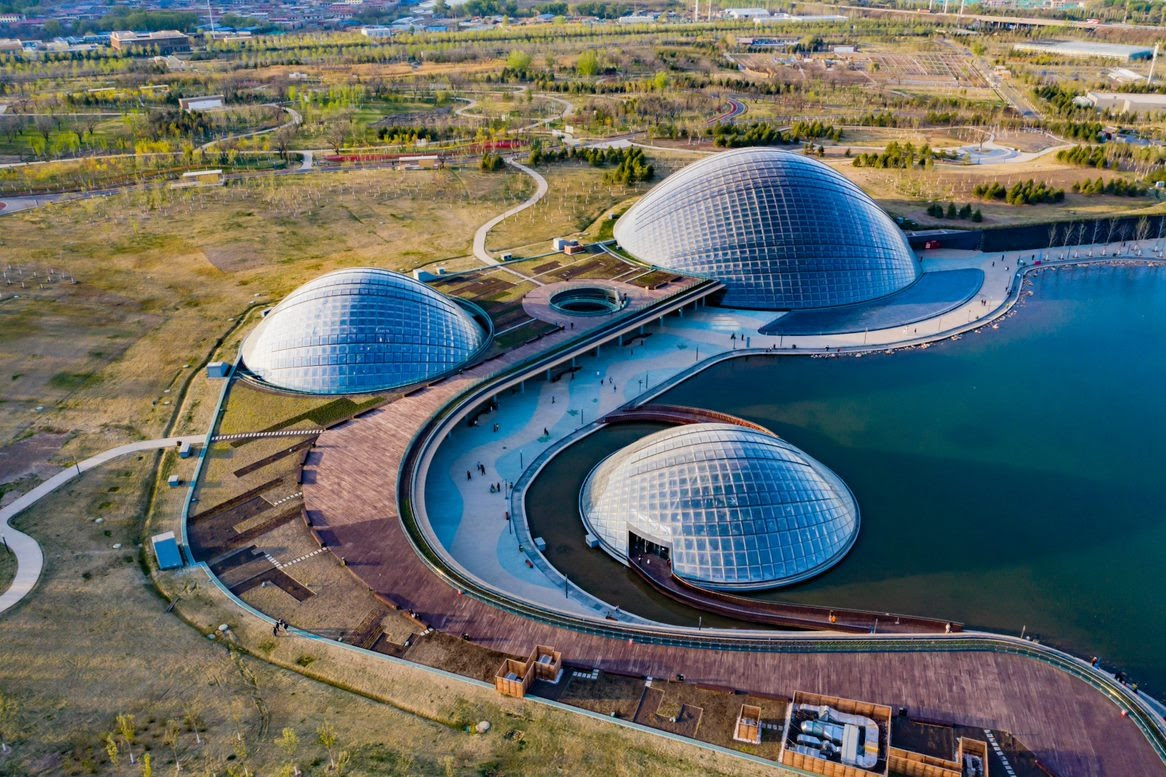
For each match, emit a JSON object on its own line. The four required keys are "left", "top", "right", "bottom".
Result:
{"left": 549, "top": 286, "right": 627, "bottom": 316}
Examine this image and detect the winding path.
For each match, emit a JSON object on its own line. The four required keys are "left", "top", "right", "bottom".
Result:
{"left": 471, "top": 157, "right": 548, "bottom": 273}
{"left": 198, "top": 104, "right": 303, "bottom": 151}
{"left": 0, "top": 429, "right": 326, "bottom": 616}
{"left": 0, "top": 435, "right": 200, "bottom": 616}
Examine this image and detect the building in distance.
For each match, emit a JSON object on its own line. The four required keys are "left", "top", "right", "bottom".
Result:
{"left": 1013, "top": 39, "right": 1154, "bottom": 61}
{"left": 110, "top": 30, "right": 191, "bottom": 54}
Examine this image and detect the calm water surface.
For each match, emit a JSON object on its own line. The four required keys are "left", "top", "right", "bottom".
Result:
{"left": 526, "top": 265, "right": 1166, "bottom": 693}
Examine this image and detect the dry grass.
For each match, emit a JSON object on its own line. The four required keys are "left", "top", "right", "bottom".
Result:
{"left": 0, "top": 166, "right": 521, "bottom": 481}
{"left": 485, "top": 155, "right": 689, "bottom": 254}
{"left": 833, "top": 158, "right": 1166, "bottom": 226}
{"left": 0, "top": 442, "right": 781, "bottom": 777}
{"left": 554, "top": 672, "right": 645, "bottom": 720}
{"left": 0, "top": 543, "right": 14, "bottom": 594}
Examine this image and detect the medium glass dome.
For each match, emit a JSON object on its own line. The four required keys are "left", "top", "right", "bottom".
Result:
{"left": 580, "top": 423, "right": 859, "bottom": 591}
{"left": 240, "top": 268, "right": 487, "bottom": 395}
{"left": 613, "top": 147, "right": 919, "bottom": 310}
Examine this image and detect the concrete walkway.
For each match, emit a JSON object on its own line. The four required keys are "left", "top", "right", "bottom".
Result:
{"left": 471, "top": 157, "right": 549, "bottom": 275}
{"left": 426, "top": 238, "right": 1166, "bottom": 614}
{"left": 0, "top": 435, "right": 203, "bottom": 616}
{"left": 198, "top": 105, "right": 303, "bottom": 152}
{"left": 0, "top": 426, "right": 328, "bottom": 616}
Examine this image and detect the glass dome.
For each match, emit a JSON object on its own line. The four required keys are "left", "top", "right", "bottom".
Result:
{"left": 580, "top": 423, "right": 859, "bottom": 591}
{"left": 240, "top": 268, "right": 487, "bottom": 395}
{"left": 613, "top": 148, "right": 919, "bottom": 310}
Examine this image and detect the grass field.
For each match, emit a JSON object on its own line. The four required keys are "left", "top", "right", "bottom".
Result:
{"left": 0, "top": 452, "right": 778, "bottom": 776}
{"left": 0, "top": 165, "right": 524, "bottom": 488}
{"left": 0, "top": 543, "right": 13, "bottom": 595}
{"left": 486, "top": 154, "right": 689, "bottom": 255}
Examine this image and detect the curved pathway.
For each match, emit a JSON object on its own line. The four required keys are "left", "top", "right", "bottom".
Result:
{"left": 471, "top": 157, "right": 548, "bottom": 271}
{"left": 0, "top": 435, "right": 201, "bottom": 616}
{"left": 0, "top": 428, "right": 327, "bottom": 616}
{"left": 199, "top": 104, "right": 303, "bottom": 151}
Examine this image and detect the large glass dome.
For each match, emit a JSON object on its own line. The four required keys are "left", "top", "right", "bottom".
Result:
{"left": 240, "top": 268, "right": 487, "bottom": 395}
{"left": 613, "top": 148, "right": 919, "bottom": 310}
{"left": 580, "top": 423, "right": 859, "bottom": 591}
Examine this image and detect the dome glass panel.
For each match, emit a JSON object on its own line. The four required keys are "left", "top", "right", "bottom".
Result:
{"left": 613, "top": 148, "right": 919, "bottom": 310}
{"left": 580, "top": 423, "right": 859, "bottom": 590}
{"left": 240, "top": 268, "right": 486, "bottom": 394}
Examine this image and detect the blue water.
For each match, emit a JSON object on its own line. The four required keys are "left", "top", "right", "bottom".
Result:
{"left": 528, "top": 265, "right": 1166, "bottom": 694}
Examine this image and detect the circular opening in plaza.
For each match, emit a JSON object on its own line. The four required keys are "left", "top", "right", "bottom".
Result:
{"left": 548, "top": 286, "right": 628, "bottom": 316}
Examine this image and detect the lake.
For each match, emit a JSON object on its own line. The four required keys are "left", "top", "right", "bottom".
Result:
{"left": 527, "top": 264, "right": 1166, "bottom": 694}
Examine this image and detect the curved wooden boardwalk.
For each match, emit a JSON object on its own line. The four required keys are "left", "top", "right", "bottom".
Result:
{"left": 628, "top": 553, "right": 959, "bottom": 635}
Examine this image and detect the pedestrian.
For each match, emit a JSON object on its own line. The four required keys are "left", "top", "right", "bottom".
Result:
{"left": 466, "top": 470, "right": 472, "bottom": 480}
{"left": 273, "top": 623, "right": 280, "bottom": 637}
{"left": 543, "top": 427, "right": 549, "bottom": 436}
{"left": 551, "top": 395, "right": 555, "bottom": 404}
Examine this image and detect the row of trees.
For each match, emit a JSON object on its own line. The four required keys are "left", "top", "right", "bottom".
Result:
{"left": 851, "top": 142, "right": 935, "bottom": 170}
{"left": 601, "top": 146, "right": 654, "bottom": 184}
{"left": 1072, "top": 176, "right": 1148, "bottom": 197}
{"left": 1057, "top": 144, "right": 1111, "bottom": 168}
{"left": 926, "top": 202, "right": 983, "bottom": 222}
{"left": 479, "top": 151, "right": 507, "bottom": 171}
{"left": 710, "top": 121, "right": 842, "bottom": 148}
{"left": 972, "top": 179, "right": 1065, "bottom": 205}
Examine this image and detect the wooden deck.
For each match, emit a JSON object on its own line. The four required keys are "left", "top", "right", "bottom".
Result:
{"left": 295, "top": 308, "right": 1165, "bottom": 777}
{"left": 601, "top": 403, "right": 776, "bottom": 434}
{"left": 628, "top": 553, "right": 959, "bottom": 635}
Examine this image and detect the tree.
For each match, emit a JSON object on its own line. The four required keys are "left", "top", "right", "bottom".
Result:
{"left": 274, "top": 126, "right": 296, "bottom": 161}
{"left": 275, "top": 727, "right": 300, "bottom": 776}
{"left": 972, "top": 208, "right": 983, "bottom": 222}
{"left": 324, "top": 114, "right": 352, "bottom": 155}
{"left": 117, "top": 714, "right": 137, "bottom": 765}
{"left": 506, "top": 50, "right": 532, "bottom": 71}
{"left": 104, "top": 733, "right": 119, "bottom": 768}
{"left": 946, "top": 202, "right": 957, "bottom": 219}
{"left": 577, "top": 50, "right": 600, "bottom": 77}
{"left": 318, "top": 721, "right": 339, "bottom": 771}
{"left": 162, "top": 719, "right": 181, "bottom": 774}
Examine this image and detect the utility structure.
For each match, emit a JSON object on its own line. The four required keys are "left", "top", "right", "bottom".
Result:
{"left": 1149, "top": 42, "right": 1160, "bottom": 85}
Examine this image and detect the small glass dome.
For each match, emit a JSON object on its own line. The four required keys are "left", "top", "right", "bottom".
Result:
{"left": 580, "top": 423, "right": 859, "bottom": 590}
{"left": 613, "top": 147, "right": 919, "bottom": 310}
{"left": 240, "top": 268, "right": 486, "bottom": 395}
